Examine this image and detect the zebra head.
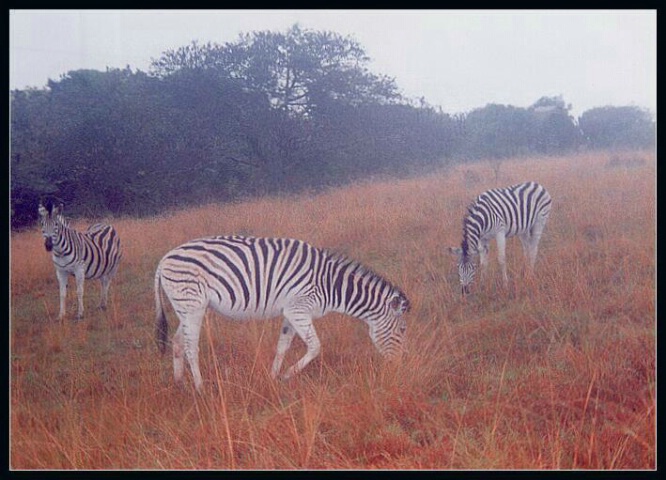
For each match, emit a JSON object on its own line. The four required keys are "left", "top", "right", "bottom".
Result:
{"left": 368, "top": 291, "right": 410, "bottom": 358}
{"left": 38, "top": 197, "right": 65, "bottom": 252}
{"left": 448, "top": 246, "right": 477, "bottom": 295}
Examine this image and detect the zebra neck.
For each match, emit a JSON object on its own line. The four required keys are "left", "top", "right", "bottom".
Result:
{"left": 323, "top": 256, "right": 390, "bottom": 322}
{"left": 52, "top": 223, "right": 76, "bottom": 255}
{"left": 461, "top": 228, "right": 479, "bottom": 258}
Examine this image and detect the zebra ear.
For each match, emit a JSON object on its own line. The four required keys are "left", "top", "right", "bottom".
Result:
{"left": 52, "top": 202, "right": 64, "bottom": 216}
{"left": 38, "top": 202, "right": 48, "bottom": 217}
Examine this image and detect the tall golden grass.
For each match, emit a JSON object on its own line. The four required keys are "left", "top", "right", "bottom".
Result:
{"left": 10, "top": 150, "right": 655, "bottom": 469}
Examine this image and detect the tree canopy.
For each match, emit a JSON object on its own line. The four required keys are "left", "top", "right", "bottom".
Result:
{"left": 150, "top": 24, "right": 401, "bottom": 115}
{"left": 578, "top": 106, "right": 655, "bottom": 150}
{"left": 10, "top": 24, "right": 655, "bottom": 229}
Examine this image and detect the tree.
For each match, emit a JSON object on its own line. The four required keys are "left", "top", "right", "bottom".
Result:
{"left": 42, "top": 68, "right": 171, "bottom": 215}
{"left": 460, "top": 104, "right": 535, "bottom": 159}
{"left": 15, "top": 24, "right": 652, "bottom": 231}
{"left": 150, "top": 24, "right": 402, "bottom": 116}
{"left": 528, "top": 95, "right": 581, "bottom": 154}
{"left": 10, "top": 88, "right": 58, "bottom": 228}
{"left": 149, "top": 40, "right": 229, "bottom": 76}
{"left": 578, "top": 106, "right": 655, "bottom": 150}
{"left": 148, "top": 24, "right": 408, "bottom": 194}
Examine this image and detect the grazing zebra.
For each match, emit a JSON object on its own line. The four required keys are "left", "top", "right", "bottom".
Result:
{"left": 154, "top": 235, "right": 410, "bottom": 391}
{"left": 38, "top": 197, "right": 122, "bottom": 320}
{"left": 448, "top": 181, "right": 552, "bottom": 295}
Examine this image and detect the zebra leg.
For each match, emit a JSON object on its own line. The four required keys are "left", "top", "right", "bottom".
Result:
{"left": 172, "top": 323, "right": 186, "bottom": 387}
{"left": 99, "top": 275, "right": 111, "bottom": 311}
{"left": 56, "top": 269, "right": 69, "bottom": 320}
{"left": 180, "top": 309, "right": 205, "bottom": 392}
{"left": 280, "top": 314, "right": 321, "bottom": 380}
{"left": 527, "top": 240, "right": 540, "bottom": 272}
{"left": 478, "top": 242, "right": 490, "bottom": 278}
{"left": 495, "top": 232, "right": 508, "bottom": 287}
{"left": 519, "top": 234, "right": 532, "bottom": 274}
{"left": 74, "top": 270, "right": 86, "bottom": 320}
{"left": 527, "top": 220, "right": 547, "bottom": 272}
{"left": 271, "top": 319, "right": 297, "bottom": 379}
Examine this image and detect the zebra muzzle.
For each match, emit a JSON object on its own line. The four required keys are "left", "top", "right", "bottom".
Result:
{"left": 44, "top": 237, "right": 53, "bottom": 252}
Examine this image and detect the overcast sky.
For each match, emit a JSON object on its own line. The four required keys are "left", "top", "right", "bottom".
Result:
{"left": 10, "top": 9, "right": 656, "bottom": 117}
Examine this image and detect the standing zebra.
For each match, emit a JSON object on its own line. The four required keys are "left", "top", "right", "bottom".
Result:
{"left": 448, "top": 181, "right": 552, "bottom": 295}
{"left": 38, "top": 197, "right": 122, "bottom": 320}
{"left": 154, "top": 235, "right": 410, "bottom": 391}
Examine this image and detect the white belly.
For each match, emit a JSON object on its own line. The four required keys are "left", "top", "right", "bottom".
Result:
{"left": 207, "top": 295, "right": 288, "bottom": 321}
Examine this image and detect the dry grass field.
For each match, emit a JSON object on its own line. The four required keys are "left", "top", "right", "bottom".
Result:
{"left": 10, "top": 150, "right": 655, "bottom": 470}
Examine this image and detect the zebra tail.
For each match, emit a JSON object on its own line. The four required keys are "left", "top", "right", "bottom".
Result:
{"left": 155, "top": 268, "right": 168, "bottom": 355}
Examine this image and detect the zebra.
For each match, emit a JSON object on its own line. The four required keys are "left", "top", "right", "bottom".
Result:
{"left": 154, "top": 235, "right": 410, "bottom": 391}
{"left": 448, "top": 181, "right": 552, "bottom": 295}
{"left": 38, "top": 197, "right": 122, "bottom": 320}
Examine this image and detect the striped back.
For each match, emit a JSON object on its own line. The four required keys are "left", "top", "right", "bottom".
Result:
{"left": 160, "top": 236, "right": 319, "bottom": 313}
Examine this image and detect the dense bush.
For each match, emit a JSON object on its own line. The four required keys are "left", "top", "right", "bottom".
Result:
{"left": 10, "top": 25, "right": 655, "bottom": 229}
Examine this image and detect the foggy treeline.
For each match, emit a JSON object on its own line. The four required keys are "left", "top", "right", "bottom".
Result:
{"left": 10, "top": 24, "right": 655, "bottom": 229}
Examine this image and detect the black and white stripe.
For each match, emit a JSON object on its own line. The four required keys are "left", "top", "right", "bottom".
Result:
{"left": 38, "top": 198, "right": 122, "bottom": 320}
{"left": 154, "top": 235, "right": 410, "bottom": 391}
{"left": 448, "top": 181, "right": 552, "bottom": 294}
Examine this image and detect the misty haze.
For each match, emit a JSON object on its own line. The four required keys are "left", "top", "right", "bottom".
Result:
{"left": 10, "top": 11, "right": 655, "bottom": 471}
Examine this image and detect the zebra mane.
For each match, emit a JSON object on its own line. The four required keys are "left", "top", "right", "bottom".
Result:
{"left": 322, "top": 248, "right": 404, "bottom": 296}
{"left": 461, "top": 204, "right": 481, "bottom": 257}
